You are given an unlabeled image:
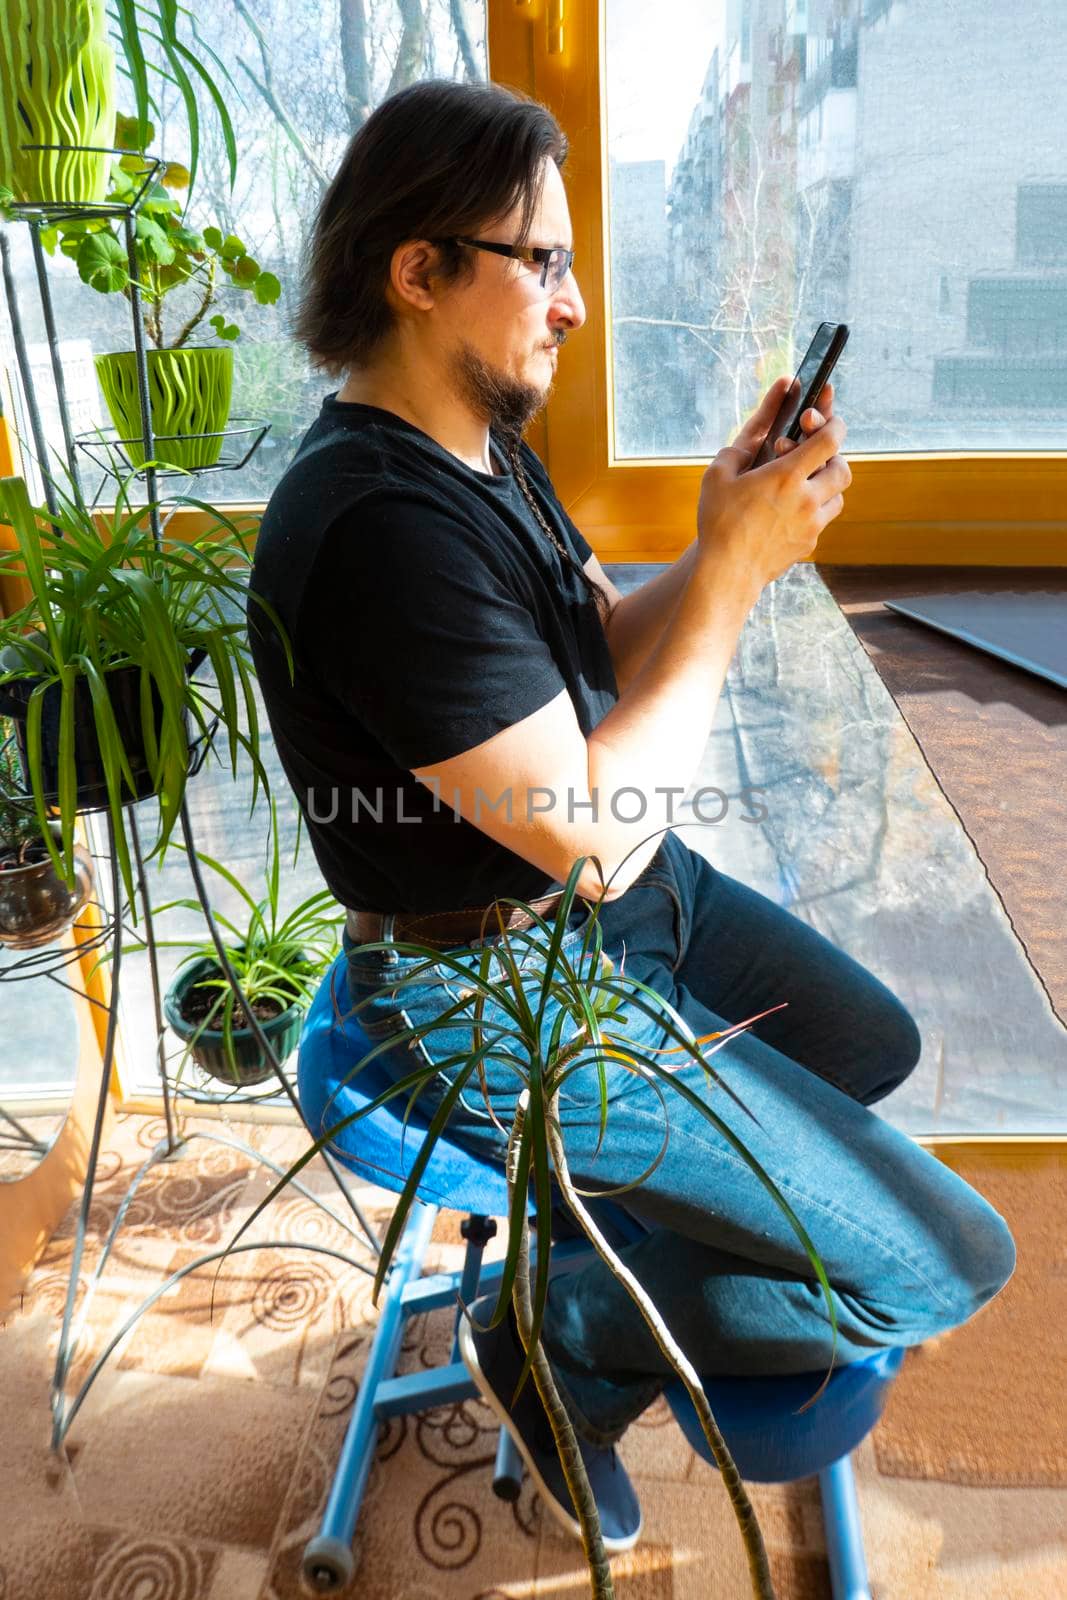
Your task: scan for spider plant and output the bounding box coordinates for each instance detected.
[0,469,291,909]
[113,0,241,197]
[137,805,343,1086]
[211,831,842,1600]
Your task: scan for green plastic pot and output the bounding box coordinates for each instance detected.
[0,0,115,205]
[94,347,234,471]
[164,956,305,1088]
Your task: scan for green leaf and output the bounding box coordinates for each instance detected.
[110,8,151,155]
[155,262,187,291]
[231,254,259,285]
[252,271,281,306]
[76,231,129,293]
[115,111,155,151]
[170,224,204,253]
[143,182,180,213]
[107,161,139,204]
[135,214,176,266]
[208,315,239,341]
[202,225,223,252]
[170,33,239,190]
[221,234,245,259]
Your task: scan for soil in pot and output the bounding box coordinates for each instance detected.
[172,968,304,1088]
[179,982,288,1035]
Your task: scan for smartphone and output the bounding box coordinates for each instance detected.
[752,322,849,468]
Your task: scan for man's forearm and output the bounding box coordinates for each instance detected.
[602,540,700,694]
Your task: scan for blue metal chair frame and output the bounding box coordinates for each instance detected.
[297,953,902,1597]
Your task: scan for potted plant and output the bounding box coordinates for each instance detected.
[0,470,291,907]
[0,2,237,209]
[0,0,114,207]
[0,726,93,949]
[40,127,281,472]
[152,812,344,1088]
[214,837,843,1599]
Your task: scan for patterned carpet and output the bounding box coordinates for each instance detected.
[2,1109,1065,1600]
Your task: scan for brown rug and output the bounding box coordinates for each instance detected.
[3,1109,1066,1599]
[818,565,1067,1023]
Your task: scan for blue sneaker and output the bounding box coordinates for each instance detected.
[458,1293,643,1553]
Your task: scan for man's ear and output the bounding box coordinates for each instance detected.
[389,240,441,310]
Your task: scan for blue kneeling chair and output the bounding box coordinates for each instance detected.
[297,952,902,1596]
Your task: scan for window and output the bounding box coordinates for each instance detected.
[0,2,488,507]
[605,0,1067,456]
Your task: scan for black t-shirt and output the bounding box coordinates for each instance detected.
[247,396,619,913]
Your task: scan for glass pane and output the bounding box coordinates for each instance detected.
[605,0,1067,457]
[0,936,80,1177]
[606,563,1067,1135]
[0,2,488,505]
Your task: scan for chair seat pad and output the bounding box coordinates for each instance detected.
[665,1345,906,1481]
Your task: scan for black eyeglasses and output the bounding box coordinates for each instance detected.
[448,236,576,293]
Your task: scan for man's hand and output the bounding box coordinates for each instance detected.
[772,379,836,458]
[729,375,837,469]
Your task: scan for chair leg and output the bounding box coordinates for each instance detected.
[303,1200,439,1594]
[818,1452,873,1600]
[493,1422,524,1501]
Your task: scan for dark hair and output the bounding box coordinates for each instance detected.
[294,78,568,375]
[295,78,611,627]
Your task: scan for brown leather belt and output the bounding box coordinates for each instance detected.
[345,892,566,951]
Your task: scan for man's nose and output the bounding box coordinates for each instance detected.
[551,269,586,332]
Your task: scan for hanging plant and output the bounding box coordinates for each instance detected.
[0,470,291,908]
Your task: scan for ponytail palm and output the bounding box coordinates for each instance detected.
[0,470,290,907]
[212,835,841,1599]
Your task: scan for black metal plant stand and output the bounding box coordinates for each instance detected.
[0,146,382,1452]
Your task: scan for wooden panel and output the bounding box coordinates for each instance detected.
[0,932,112,1313]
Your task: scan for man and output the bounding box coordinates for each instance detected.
[249,78,1015,1553]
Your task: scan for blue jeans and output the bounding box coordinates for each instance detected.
[343,830,1017,1446]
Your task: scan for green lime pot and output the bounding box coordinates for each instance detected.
[0,0,115,205]
[164,956,305,1088]
[94,347,234,471]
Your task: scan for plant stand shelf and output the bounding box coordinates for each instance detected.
[0,143,383,1453]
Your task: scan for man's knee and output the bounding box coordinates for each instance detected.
[861,996,923,1103]
[937,1202,1017,1329]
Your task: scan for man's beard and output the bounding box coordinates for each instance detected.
[450,340,553,442]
